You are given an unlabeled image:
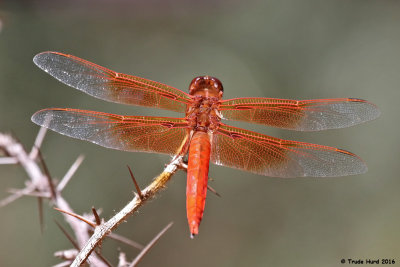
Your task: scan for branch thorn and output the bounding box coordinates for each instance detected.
[54,220,80,250]
[127,165,143,200]
[54,207,96,228]
[38,196,44,233]
[37,148,57,201]
[207,184,221,197]
[92,207,101,226]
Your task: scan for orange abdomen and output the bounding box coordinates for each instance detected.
[187,131,211,237]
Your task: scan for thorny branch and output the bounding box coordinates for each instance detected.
[0,129,180,266]
[0,130,107,266]
[71,155,182,266]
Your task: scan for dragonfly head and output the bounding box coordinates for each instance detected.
[189,76,223,98]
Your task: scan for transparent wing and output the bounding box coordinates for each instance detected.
[211,123,367,177]
[31,108,189,155]
[33,52,192,113]
[220,97,380,131]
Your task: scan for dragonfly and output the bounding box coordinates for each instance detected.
[31,52,380,237]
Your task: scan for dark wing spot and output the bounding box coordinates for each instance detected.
[229,132,243,139]
[161,122,175,128]
[234,105,253,110]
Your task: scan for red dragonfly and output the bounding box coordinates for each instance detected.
[31,52,380,237]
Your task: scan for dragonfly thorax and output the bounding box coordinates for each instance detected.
[186,95,221,133]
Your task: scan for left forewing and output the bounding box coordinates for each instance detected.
[32,108,189,155]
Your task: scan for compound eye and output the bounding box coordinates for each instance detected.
[210,77,223,92]
[189,76,223,95]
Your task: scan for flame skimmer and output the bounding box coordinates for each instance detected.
[31,52,380,237]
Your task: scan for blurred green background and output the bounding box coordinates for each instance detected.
[0,0,398,266]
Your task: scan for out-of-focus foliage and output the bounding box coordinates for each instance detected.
[0,1,397,266]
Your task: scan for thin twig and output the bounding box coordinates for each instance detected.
[129,222,173,267]
[57,155,84,192]
[0,157,18,164]
[108,233,144,250]
[0,183,35,207]
[0,190,25,206]
[7,188,51,198]
[29,125,48,159]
